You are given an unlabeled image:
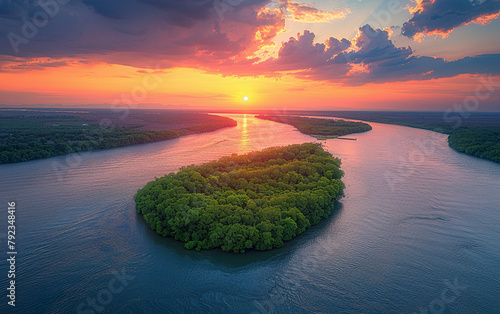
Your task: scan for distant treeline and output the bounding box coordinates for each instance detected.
[256,115,372,137]
[285,111,500,132]
[0,114,236,164]
[135,143,345,253]
[255,112,499,163]
[448,127,500,163]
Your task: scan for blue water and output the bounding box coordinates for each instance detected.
[0,114,499,313]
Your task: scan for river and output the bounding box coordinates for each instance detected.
[0,114,499,313]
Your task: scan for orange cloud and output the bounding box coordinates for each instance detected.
[253,7,286,46]
[280,0,349,23]
[468,12,500,25]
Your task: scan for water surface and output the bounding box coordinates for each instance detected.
[0,114,499,313]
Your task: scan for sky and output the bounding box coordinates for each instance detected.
[0,0,499,111]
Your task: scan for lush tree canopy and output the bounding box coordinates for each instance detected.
[135,143,345,253]
[448,127,500,163]
[256,115,372,138]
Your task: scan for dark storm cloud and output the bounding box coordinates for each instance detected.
[402,0,500,38]
[0,0,281,65]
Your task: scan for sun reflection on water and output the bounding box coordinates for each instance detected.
[240,114,250,151]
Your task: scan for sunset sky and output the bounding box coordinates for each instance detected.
[1,0,499,111]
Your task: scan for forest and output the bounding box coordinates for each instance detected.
[255,115,372,138]
[448,127,500,163]
[0,111,237,164]
[135,143,345,253]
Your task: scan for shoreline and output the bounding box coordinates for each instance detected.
[0,111,237,165]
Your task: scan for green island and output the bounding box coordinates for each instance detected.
[255,115,372,139]
[135,143,345,253]
[0,110,236,164]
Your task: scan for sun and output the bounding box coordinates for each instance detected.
[243,96,249,102]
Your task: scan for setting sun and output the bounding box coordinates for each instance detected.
[243,96,249,102]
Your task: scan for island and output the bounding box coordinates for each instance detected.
[135,143,345,253]
[255,115,372,139]
[0,109,237,164]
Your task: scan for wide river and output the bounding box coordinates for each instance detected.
[0,114,499,313]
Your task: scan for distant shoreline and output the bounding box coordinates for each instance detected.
[0,110,237,164]
[253,111,499,164]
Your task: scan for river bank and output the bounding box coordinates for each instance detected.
[0,109,237,164]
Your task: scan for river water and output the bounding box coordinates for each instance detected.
[0,114,499,313]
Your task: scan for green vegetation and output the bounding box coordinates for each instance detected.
[448,127,500,163]
[135,143,345,253]
[0,111,236,164]
[256,115,372,138]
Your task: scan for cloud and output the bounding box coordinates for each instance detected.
[402,0,500,40]
[1,2,498,86]
[0,0,283,68]
[270,30,350,69]
[0,56,83,72]
[155,93,232,100]
[254,25,500,85]
[279,0,349,23]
